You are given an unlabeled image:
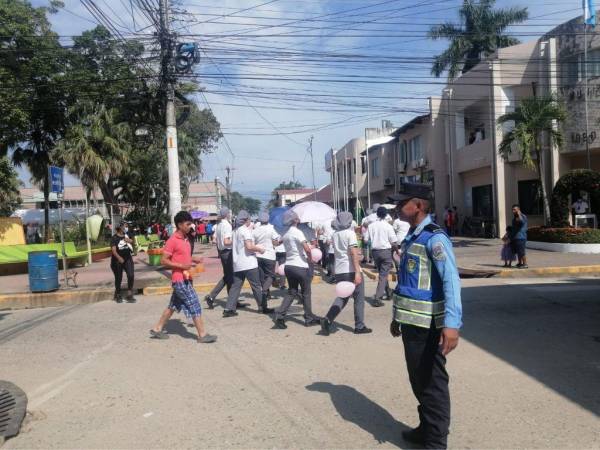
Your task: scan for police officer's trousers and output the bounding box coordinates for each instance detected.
[371,248,393,299]
[257,257,276,294]
[209,249,234,299]
[325,272,365,329]
[275,265,317,321]
[225,267,263,311]
[401,323,450,449]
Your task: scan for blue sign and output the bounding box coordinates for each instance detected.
[49,166,64,194]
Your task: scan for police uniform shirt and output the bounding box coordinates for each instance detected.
[253,223,280,261]
[215,219,233,251]
[232,225,258,272]
[402,215,462,329]
[367,219,398,250]
[332,228,358,274]
[283,226,309,268]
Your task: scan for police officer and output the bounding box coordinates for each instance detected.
[205,208,233,309]
[366,206,399,307]
[388,183,462,450]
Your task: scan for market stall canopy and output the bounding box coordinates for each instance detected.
[11,208,87,225]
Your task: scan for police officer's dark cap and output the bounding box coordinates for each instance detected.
[388,183,433,203]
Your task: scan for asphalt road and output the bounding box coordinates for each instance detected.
[1,277,599,449]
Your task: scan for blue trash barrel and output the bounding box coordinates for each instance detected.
[28,251,59,292]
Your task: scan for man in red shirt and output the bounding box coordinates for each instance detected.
[150,211,217,344]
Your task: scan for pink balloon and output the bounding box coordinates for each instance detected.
[276,264,286,276]
[311,248,323,263]
[335,281,355,298]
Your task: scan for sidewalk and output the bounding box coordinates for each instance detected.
[0,243,225,309]
[453,237,600,277]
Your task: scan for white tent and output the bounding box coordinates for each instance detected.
[11,208,87,225]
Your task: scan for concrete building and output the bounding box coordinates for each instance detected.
[325,14,600,235]
[184,181,226,214]
[274,188,316,207]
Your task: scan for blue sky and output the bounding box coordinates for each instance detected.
[27,0,582,204]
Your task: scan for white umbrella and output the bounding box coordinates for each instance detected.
[291,201,336,223]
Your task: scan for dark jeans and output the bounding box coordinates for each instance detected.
[401,323,450,449]
[275,265,316,321]
[318,240,328,268]
[257,257,276,293]
[225,267,263,311]
[111,257,134,293]
[325,272,365,329]
[511,239,526,259]
[209,249,234,299]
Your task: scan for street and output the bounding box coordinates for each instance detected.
[2,277,599,449]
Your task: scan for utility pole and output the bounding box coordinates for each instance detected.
[215,177,221,210]
[308,135,316,200]
[159,0,182,223]
[292,165,295,183]
[225,166,232,208]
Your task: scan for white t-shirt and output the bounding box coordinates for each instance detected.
[333,228,358,274]
[283,226,309,268]
[232,225,258,272]
[572,200,589,214]
[367,219,398,250]
[215,219,232,251]
[393,218,410,244]
[253,223,280,261]
[298,223,317,244]
[275,242,285,253]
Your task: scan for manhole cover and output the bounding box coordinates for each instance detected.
[0,381,27,442]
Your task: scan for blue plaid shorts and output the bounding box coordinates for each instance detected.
[169,281,202,318]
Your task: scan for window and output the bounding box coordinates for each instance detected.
[371,157,380,178]
[399,141,407,164]
[518,180,543,215]
[361,155,366,173]
[408,136,422,161]
[472,185,493,217]
[352,158,356,174]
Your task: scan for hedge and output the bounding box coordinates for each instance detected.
[528,226,600,244]
[550,169,600,227]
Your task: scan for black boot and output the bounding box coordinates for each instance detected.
[401,426,425,445]
[260,295,274,314]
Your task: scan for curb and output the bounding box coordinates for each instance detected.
[362,268,396,282]
[0,277,324,310]
[495,265,600,278]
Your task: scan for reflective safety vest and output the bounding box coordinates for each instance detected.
[394,223,445,329]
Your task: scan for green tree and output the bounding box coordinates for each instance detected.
[228,192,261,215]
[0,0,69,241]
[0,156,22,216]
[497,95,566,224]
[53,103,131,212]
[267,181,305,209]
[428,0,528,79]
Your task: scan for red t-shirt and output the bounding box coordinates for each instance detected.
[162,231,192,283]
[197,222,206,234]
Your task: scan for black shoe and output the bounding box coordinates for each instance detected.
[273,318,287,329]
[222,310,238,318]
[519,264,529,269]
[260,306,275,314]
[125,295,137,303]
[516,263,523,268]
[372,299,384,307]
[401,427,425,445]
[354,326,373,334]
[205,295,214,309]
[304,317,320,327]
[237,302,249,308]
[320,318,331,336]
[114,293,123,304]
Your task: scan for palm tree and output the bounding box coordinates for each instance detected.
[497,95,567,224]
[53,103,131,212]
[429,0,528,79]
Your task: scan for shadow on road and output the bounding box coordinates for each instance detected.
[165,319,198,340]
[306,382,410,448]
[461,278,600,416]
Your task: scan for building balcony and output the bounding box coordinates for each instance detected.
[454,138,492,173]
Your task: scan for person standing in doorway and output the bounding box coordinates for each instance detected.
[389,183,462,449]
[273,210,320,329]
[366,206,399,307]
[320,212,372,335]
[253,211,280,306]
[149,211,217,344]
[205,208,233,309]
[510,204,528,269]
[222,210,273,317]
[110,224,136,303]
